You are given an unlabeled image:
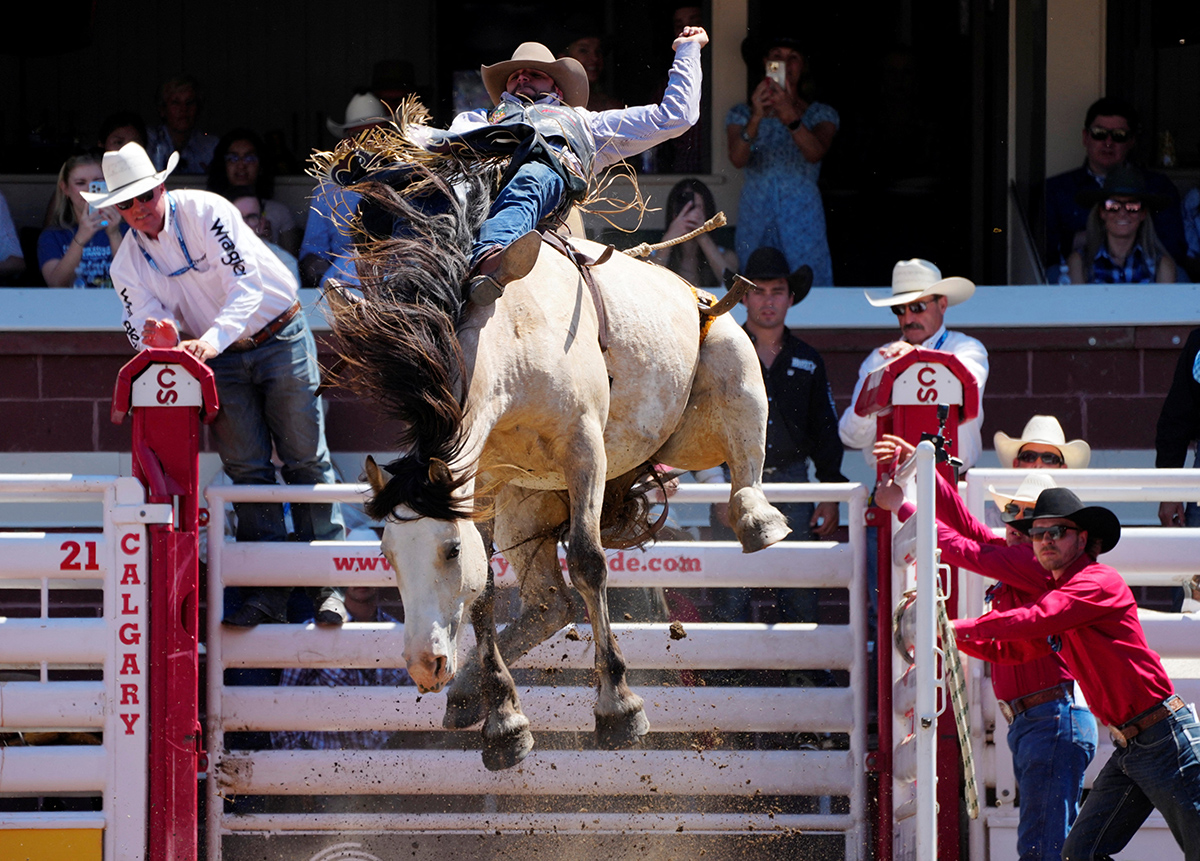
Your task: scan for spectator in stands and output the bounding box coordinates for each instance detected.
[703,247,843,626]
[1044,97,1184,279]
[727,35,838,284]
[370,59,421,112]
[98,111,147,153]
[299,92,390,289]
[995,415,1091,470]
[653,178,737,288]
[641,5,706,174]
[224,186,300,283]
[271,587,413,751]
[207,129,301,256]
[1156,327,1200,530]
[85,142,345,626]
[556,21,623,112]
[1067,165,1177,284]
[0,192,24,283]
[1182,189,1200,282]
[146,75,217,175]
[38,153,126,289]
[839,259,989,469]
[877,439,1097,861]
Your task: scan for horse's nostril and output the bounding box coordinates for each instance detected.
[434,655,447,680]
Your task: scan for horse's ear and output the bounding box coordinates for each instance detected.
[428,458,453,486]
[364,456,388,494]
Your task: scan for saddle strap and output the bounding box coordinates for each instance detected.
[540,230,611,353]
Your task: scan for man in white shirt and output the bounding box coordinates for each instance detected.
[838,258,989,469]
[85,142,345,627]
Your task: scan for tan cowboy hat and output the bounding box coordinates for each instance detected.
[864,258,975,308]
[80,142,177,208]
[994,415,1091,469]
[988,472,1058,522]
[327,92,390,136]
[481,42,589,108]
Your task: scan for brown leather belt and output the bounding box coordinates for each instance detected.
[226,300,302,353]
[997,682,1074,725]
[1108,695,1187,747]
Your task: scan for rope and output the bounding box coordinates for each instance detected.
[624,212,727,259]
[936,577,980,820]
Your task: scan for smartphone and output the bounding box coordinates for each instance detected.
[88,180,107,217]
[766,60,786,89]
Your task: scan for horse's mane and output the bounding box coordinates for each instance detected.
[314,100,503,521]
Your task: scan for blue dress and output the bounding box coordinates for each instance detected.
[727,101,839,285]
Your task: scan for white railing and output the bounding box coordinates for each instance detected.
[0,475,152,861]
[204,481,870,860]
[963,467,1200,861]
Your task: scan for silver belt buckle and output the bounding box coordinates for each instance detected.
[998,700,1015,724]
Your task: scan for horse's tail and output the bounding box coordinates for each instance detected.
[322,146,494,521]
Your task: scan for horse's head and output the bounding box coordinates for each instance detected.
[366,456,487,693]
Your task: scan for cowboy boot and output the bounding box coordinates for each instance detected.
[467,230,542,305]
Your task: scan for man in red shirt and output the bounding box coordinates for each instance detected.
[940,487,1200,860]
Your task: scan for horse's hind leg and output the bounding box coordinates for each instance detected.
[462,517,534,771]
[655,314,790,552]
[563,429,649,749]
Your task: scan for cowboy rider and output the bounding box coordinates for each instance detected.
[446,25,709,304]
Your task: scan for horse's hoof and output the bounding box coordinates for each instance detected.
[443,696,487,730]
[482,728,534,771]
[595,706,650,750]
[738,512,791,553]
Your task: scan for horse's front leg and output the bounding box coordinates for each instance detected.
[463,520,533,771]
[564,438,649,749]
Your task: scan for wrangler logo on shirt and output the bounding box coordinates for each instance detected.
[210,218,247,276]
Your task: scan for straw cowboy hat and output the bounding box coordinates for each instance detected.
[994,415,1091,470]
[864,258,975,308]
[481,42,589,108]
[80,142,177,209]
[742,246,814,305]
[1076,164,1173,211]
[988,472,1058,523]
[1010,487,1121,554]
[326,92,390,136]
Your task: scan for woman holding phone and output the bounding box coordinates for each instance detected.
[656,178,738,288]
[38,153,126,288]
[727,36,838,285]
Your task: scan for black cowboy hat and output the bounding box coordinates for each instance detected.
[739,246,813,304]
[1076,164,1173,211]
[1010,487,1122,554]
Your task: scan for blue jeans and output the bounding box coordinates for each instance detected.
[1007,696,1097,860]
[1063,700,1200,860]
[470,160,565,265]
[710,460,818,624]
[208,314,344,547]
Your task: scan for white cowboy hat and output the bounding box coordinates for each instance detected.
[327,92,390,136]
[988,472,1059,522]
[80,142,178,208]
[864,258,975,308]
[994,415,1091,469]
[481,42,589,108]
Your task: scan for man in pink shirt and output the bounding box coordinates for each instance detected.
[941,487,1200,860]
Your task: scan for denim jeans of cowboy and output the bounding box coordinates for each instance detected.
[209,315,345,618]
[1063,703,1200,860]
[1007,696,1097,860]
[470,160,565,266]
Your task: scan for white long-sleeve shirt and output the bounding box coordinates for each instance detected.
[447,41,702,174]
[110,189,299,354]
[838,326,989,469]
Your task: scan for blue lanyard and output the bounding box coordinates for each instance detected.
[931,330,949,351]
[133,194,200,277]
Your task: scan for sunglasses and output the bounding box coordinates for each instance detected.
[890,300,931,316]
[1029,524,1079,542]
[1002,502,1036,518]
[1017,450,1065,466]
[115,189,157,211]
[1102,199,1144,215]
[1087,126,1132,143]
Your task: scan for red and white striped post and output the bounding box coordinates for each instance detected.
[112,349,219,861]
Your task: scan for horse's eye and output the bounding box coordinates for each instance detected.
[445,541,460,560]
